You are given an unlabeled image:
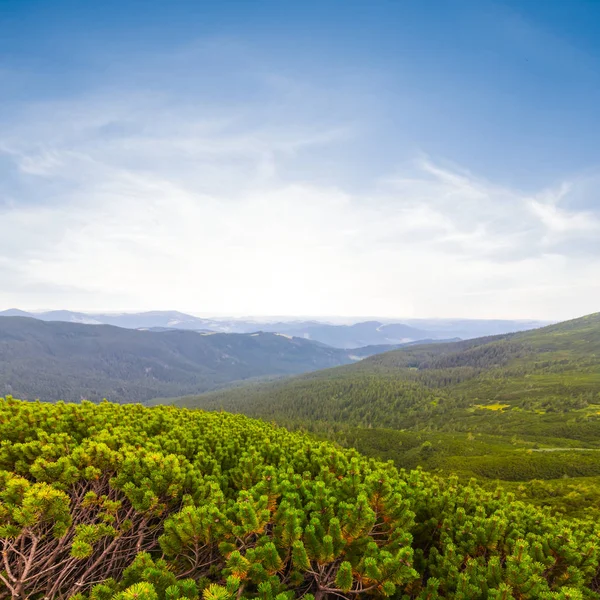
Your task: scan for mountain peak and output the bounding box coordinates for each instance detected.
[0,308,31,317]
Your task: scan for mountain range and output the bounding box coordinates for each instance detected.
[0,316,422,403]
[0,308,548,349]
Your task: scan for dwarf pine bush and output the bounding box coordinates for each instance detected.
[0,398,598,599]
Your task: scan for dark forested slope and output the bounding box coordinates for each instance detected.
[0,317,362,403]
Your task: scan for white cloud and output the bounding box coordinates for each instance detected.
[0,70,599,321]
[527,197,600,235]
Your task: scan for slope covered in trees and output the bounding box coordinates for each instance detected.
[1,398,599,599]
[172,314,600,484]
[0,317,368,403]
[174,313,600,431]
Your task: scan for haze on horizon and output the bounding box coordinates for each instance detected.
[1,0,599,321]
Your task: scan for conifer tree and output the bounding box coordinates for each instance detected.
[0,398,598,599]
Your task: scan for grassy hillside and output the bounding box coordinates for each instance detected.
[0,317,361,403]
[1,398,598,599]
[173,313,600,485]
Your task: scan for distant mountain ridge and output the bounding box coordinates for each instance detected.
[273,320,431,349]
[0,309,210,329]
[0,309,549,348]
[0,316,433,404]
[0,317,351,403]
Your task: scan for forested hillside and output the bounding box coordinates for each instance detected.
[173,314,600,487]
[1,398,598,599]
[0,317,362,403]
[175,313,600,430]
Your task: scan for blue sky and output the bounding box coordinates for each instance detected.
[1,0,599,319]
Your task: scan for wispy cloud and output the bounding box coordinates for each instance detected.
[0,47,599,320]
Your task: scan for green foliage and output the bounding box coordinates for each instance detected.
[0,398,599,599]
[173,313,600,500]
[114,582,159,600]
[335,562,353,592]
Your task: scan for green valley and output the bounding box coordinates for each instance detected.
[171,313,600,507]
